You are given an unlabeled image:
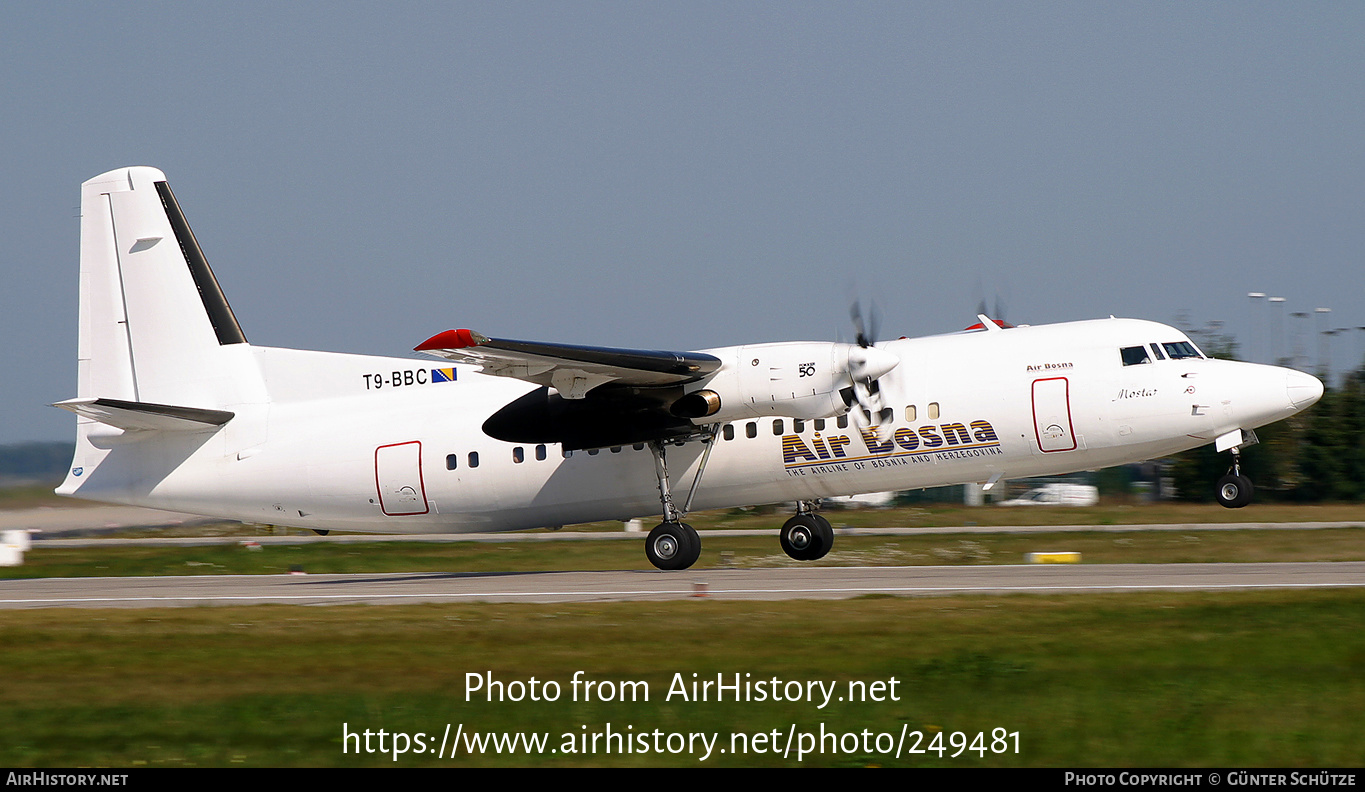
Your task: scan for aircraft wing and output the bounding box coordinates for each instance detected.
[415,329,722,398]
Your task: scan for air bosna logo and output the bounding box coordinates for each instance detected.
[782,420,1001,468]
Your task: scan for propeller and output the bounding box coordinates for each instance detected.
[851,300,879,350]
[844,300,899,430]
[966,290,1014,331]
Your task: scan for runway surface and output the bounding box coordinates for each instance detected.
[2,562,1362,608]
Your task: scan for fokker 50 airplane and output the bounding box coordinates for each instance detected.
[57,167,1324,569]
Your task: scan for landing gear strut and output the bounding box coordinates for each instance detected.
[780,501,834,561]
[642,434,717,570]
[1215,447,1254,509]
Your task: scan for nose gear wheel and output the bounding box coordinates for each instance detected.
[1215,446,1254,509]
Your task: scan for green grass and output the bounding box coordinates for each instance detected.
[702,500,1365,529]
[7,526,1365,579]
[2,591,1364,766]
[9,489,1365,528]
[6,500,1365,767]
[0,484,85,510]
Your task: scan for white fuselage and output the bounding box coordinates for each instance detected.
[60,317,1316,534]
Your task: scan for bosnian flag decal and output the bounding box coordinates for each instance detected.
[432,368,457,383]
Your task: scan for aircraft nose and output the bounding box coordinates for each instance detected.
[1286,369,1324,409]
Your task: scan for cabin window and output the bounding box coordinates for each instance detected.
[905,405,917,422]
[773,419,784,435]
[588,448,600,456]
[610,446,622,453]
[446,454,458,470]
[468,451,479,468]
[562,448,573,458]
[633,443,644,451]
[793,419,804,433]
[513,447,524,463]
[1121,346,1152,366]
[814,419,825,431]
[723,424,735,441]
[746,422,758,439]
[535,444,547,461]
[928,402,940,420]
[837,415,849,429]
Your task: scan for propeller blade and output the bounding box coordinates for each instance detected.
[850,299,882,348]
[850,302,869,348]
[845,300,896,432]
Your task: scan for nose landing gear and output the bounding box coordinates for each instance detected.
[1215,445,1255,509]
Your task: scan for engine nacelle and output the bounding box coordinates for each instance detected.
[673,342,862,424]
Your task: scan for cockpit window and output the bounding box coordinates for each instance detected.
[1150,343,1166,360]
[1162,341,1203,360]
[1121,346,1152,366]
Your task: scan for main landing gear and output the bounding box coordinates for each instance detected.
[641,437,836,569]
[780,502,834,561]
[645,520,700,570]
[1215,446,1254,509]
[644,439,706,570]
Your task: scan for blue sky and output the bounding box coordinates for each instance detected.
[4,2,1363,443]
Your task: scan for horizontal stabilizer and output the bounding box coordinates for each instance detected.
[54,397,234,432]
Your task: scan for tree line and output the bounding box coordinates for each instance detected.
[0,441,76,485]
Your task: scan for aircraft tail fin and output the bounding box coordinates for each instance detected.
[58,167,268,496]
[73,167,259,404]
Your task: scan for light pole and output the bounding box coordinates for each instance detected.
[1269,297,1286,365]
[1322,328,1345,388]
[1315,307,1332,379]
[1336,328,1353,381]
[1291,311,1310,371]
[1247,292,1266,363]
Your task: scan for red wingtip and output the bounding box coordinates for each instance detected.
[415,328,480,351]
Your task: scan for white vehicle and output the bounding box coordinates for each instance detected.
[998,483,1099,507]
[56,167,1324,569]
[825,491,899,509]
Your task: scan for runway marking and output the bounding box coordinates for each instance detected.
[4,581,1363,607]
